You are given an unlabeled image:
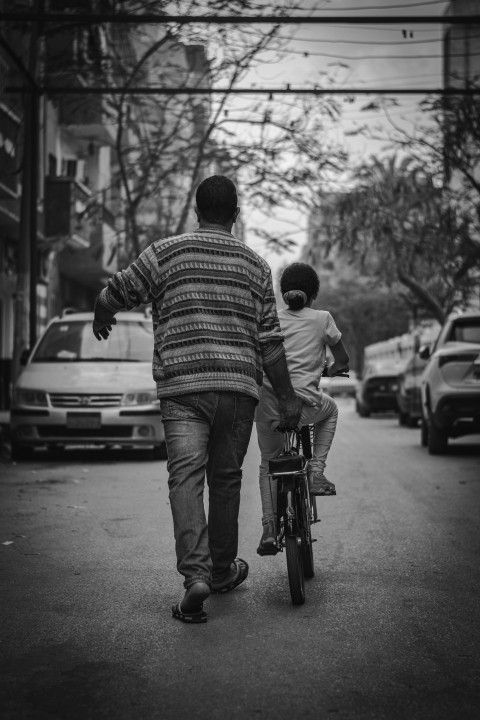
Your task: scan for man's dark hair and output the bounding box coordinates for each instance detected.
[280,263,320,310]
[196,175,238,224]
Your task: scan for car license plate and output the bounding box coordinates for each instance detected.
[66,412,101,429]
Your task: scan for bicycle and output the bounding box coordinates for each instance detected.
[267,371,349,606]
[267,424,317,605]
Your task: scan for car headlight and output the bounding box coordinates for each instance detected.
[121,390,158,406]
[13,388,48,407]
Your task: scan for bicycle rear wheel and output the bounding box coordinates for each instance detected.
[300,483,315,579]
[285,535,305,605]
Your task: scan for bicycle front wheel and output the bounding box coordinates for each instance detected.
[302,528,314,579]
[285,535,305,605]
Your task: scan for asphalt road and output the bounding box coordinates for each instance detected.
[1,398,480,720]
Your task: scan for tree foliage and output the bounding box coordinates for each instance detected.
[315,278,411,372]
[326,86,480,323]
[29,0,350,259]
[92,0,348,257]
[319,152,480,324]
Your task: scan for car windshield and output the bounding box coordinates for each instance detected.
[450,319,480,344]
[32,320,153,362]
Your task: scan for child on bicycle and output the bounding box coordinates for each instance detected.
[256,262,349,555]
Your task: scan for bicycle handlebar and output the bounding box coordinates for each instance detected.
[322,366,350,378]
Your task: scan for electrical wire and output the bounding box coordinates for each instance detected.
[301,1,449,11]
[227,40,478,61]
[274,35,445,45]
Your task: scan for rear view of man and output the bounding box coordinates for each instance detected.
[93,175,302,623]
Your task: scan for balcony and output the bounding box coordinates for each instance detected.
[57,91,116,146]
[44,23,116,145]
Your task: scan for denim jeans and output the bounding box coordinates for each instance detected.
[160,392,257,589]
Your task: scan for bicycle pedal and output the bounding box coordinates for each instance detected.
[312,538,317,543]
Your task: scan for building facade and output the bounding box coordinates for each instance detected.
[0,2,211,409]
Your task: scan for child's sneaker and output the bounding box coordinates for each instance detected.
[256,519,278,555]
[308,469,336,496]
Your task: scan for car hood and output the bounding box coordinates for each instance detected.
[16,362,155,393]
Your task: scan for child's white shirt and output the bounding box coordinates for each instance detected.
[257,307,341,422]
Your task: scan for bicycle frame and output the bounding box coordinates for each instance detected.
[268,430,314,545]
[268,429,316,605]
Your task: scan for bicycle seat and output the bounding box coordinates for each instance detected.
[269,454,306,474]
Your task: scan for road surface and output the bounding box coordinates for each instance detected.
[1,398,480,719]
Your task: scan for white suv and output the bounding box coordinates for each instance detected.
[10,311,166,461]
[419,311,480,454]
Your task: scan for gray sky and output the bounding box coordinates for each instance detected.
[238,0,451,272]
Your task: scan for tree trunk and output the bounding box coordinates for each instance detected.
[397,270,446,324]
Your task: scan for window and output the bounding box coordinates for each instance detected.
[33,320,153,362]
[451,320,480,344]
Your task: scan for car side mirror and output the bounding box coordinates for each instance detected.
[20,348,31,366]
[418,345,430,360]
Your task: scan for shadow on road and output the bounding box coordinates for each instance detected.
[9,446,163,465]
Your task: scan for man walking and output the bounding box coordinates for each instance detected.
[93,175,302,623]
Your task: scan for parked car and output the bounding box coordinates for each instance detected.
[322,370,358,398]
[419,311,480,455]
[10,311,166,461]
[355,360,405,417]
[396,354,427,427]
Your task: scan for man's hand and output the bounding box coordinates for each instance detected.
[93,317,116,341]
[93,297,117,341]
[278,392,303,430]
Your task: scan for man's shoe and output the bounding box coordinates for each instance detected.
[211,558,249,593]
[172,581,210,624]
[256,520,278,556]
[308,470,336,496]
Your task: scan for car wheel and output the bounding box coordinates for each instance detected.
[10,442,34,462]
[420,417,428,447]
[399,411,408,426]
[152,442,168,460]
[406,416,418,428]
[428,422,448,455]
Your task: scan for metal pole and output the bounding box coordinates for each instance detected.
[6,85,480,96]
[28,0,44,349]
[0,12,479,25]
[29,88,39,349]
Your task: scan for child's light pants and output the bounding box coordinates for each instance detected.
[256,393,338,524]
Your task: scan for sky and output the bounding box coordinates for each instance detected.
[226,0,452,277]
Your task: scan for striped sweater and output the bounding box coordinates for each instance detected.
[98,227,285,400]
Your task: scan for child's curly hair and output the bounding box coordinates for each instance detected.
[280,263,320,310]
